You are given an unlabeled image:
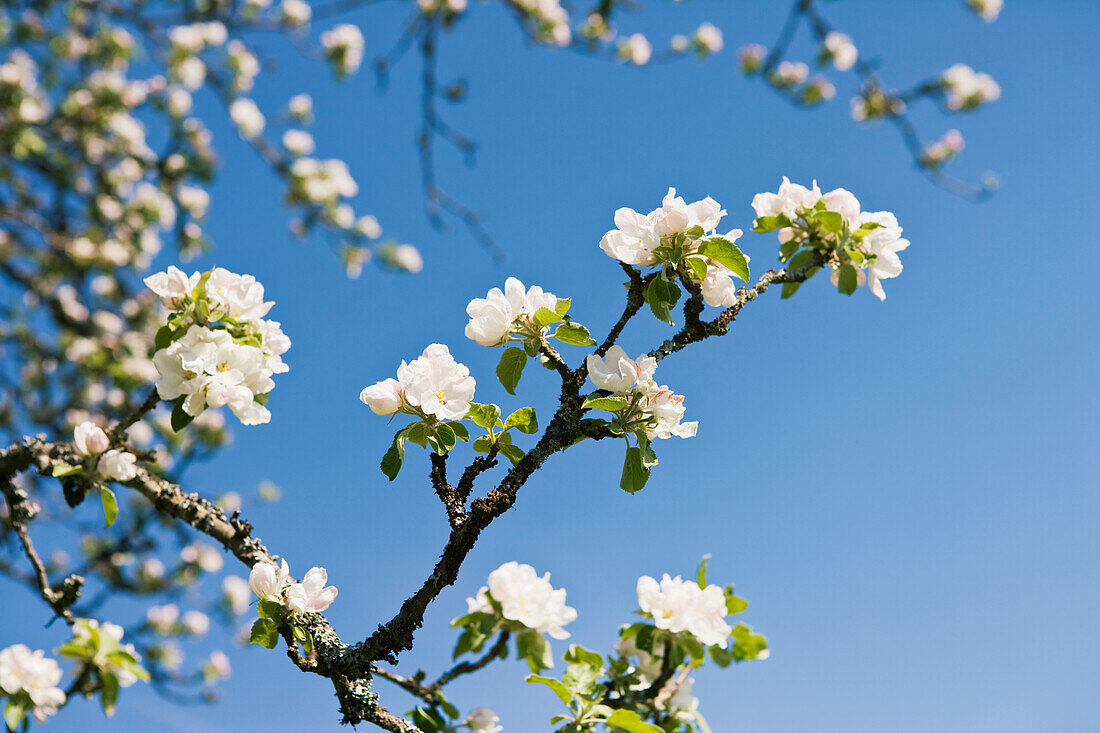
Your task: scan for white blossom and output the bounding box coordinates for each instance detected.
[636,573,732,647]
[321,24,365,76]
[146,604,179,634]
[205,651,232,679]
[280,0,312,25]
[97,449,137,481]
[465,708,502,733]
[751,176,822,222]
[858,211,910,301]
[229,98,265,138]
[182,610,210,635]
[967,0,1003,22]
[694,23,723,54]
[285,566,339,613]
[0,645,66,723]
[222,575,251,615]
[249,559,290,601]
[941,63,1001,111]
[468,561,577,639]
[824,31,858,71]
[620,34,652,66]
[74,421,109,455]
[282,129,315,156]
[370,343,475,421]
[464,277,559,347]
[586,346,656,393]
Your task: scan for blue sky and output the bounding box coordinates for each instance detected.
[7,1,1098,731]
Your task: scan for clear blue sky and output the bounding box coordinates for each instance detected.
[7,1,1098,731]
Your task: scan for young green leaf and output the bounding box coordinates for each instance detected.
[605,709,664,733]
[554,322,597,346]
[170,398,194,432]
[752,214,791,233]
[533,307,564,328]
[496,347,527,395]
[381,430,406,481]
[582,395,629,413]
[100,487,118,529]
[249,618,278,649]
[837,263,859,295]
[503,407,538,434]
[620,446,651,493]
[525,674,573,706]
[464,402,502,431]
[52,462,83,477]
[699,236,751,282]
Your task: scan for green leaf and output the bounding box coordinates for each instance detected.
[644,275,681,325]
[620,446,651,494]
[554,297,571,316]
[499,443,525,466]
[405,421,428,447]
[496,347,527,395]
[787,249,817,274]
[464,402,502,431]
[696,554,711,589]
[448,421,470,442]
[472,435,492,454]
[779,240,800,262]
[100,487,118,529]
[725,587,749,615]
[435,691,460,720]
[582,395,629,413]
[814,209,844,234]
[170,398,194,432]
[563,644,604,668]
[683,256,709,281]
[52,462,83,477]
[780,281,803,299]
[699,237,751,282]
[517,629,553,672]
[562,662,601,697]
[730,622,769,662]
[526,674,573,706]
[426,423,456,455]
[837,263,859,295]
[381,430,406,481]
[154,325,175,351]
[634,625,658,653]
[533,307,564,328]
[4,700,27,732]
[752,214,791,233]
[257,599,285,622]
[554,322,597,346]
[503,407,537,434]
[408,706,445,732]
[293,625,313,654]
[100,672,120,716]
[249,618,278,649]
[605,709,664,733]
[709,643,736,668]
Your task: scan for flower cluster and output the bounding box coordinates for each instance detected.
[146,267,290,426]
[57,619,148,715]
[599,187,749,312]
[941,63,1001,111]
[0,645,66,724]
[618,34,653,66]
[419,0,468,16]
[850,85,906,121]
[920,129,966,168]
[586,347,697,440]
[738,44,767,74]
[464,707,503,733]
[465,277,560,347]
[466,561,577,639]
[360,344,476,422]
[508,0,572,47]
[321,24,365,77]
[249,559,339,615]
[822,31,858,71]
[636,574,732,647]
[752,177,910,300]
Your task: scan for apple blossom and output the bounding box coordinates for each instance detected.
[587,346,656,394]
[823,31,858,71]
[97,449,137,481]
[637,573,732,647]
[694,23,724,54]
[0,645,66,723]
[362,343,476,422]
[229,98,265,138]
[321,24,365,76]
[74,421,110,455]
[967,0,1003,22]
[286,566,339,614]
[465,708,503,733]
[222,576,252,615]
[249,559,291,601]
[360,378,403,416]
[620,34,652,66]
[183,610,211,635]
[468,561,577,639]
[146,604,180,634]
[465,277,559,347]
[941,63,1001,111]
